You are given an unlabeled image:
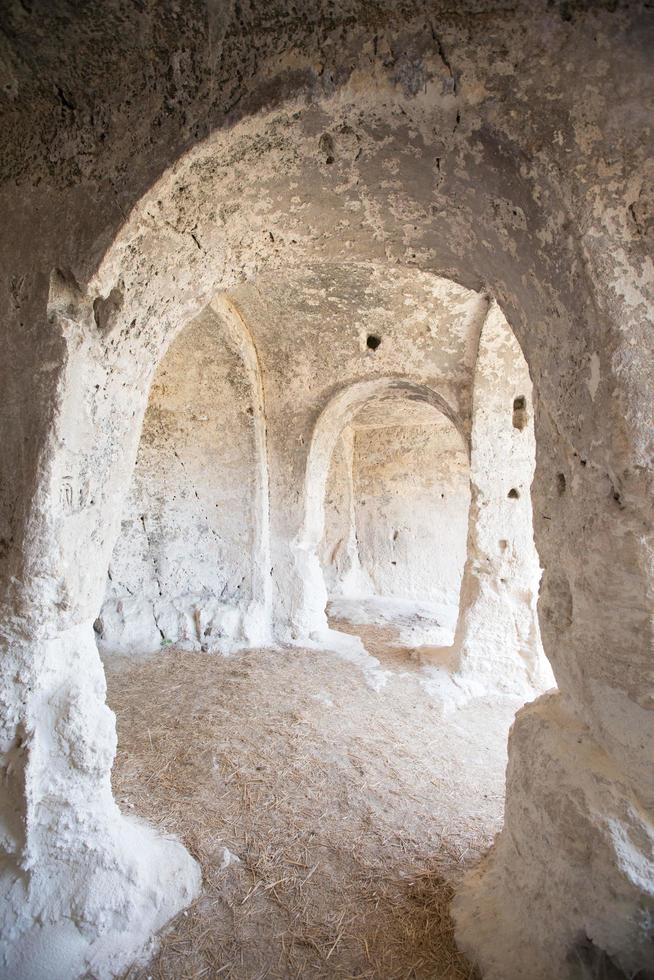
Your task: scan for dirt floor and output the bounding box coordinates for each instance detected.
[105,617,522,980]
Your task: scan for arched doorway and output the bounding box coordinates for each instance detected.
[322,395,470,646]
[3,31,651,978]
[96,298,272,657]
[291,378,467,647]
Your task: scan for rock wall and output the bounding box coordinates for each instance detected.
[97,305,261,655]
[1,4,652,977]
[352,418,469,612]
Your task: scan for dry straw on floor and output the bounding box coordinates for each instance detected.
[107,627,516,979]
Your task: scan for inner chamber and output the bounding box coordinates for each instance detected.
[321,396,470,646]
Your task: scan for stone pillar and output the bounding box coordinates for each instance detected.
[211,298,273,647]
[453,291,654,976]
[447,302,554,699]
[323,426,374,600]
[0,299,200,979]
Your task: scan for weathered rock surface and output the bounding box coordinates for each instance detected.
[0,1,652,977]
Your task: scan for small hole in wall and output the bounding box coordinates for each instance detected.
[366,334,381,350]
[499,539,508,551]
[512,395,527,431]
[557,473,566,495]
[508,488,520,499]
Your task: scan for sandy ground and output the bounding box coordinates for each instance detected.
[105,616,522,980]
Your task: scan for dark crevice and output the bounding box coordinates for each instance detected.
[430,26,458,95]
[55,85,75,111]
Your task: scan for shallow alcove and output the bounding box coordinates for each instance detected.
[97,300,271,656]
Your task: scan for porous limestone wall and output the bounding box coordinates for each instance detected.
[97,305,262,655]
[444,301,555,699]
[1,5,652,977]
[351,419,469,612]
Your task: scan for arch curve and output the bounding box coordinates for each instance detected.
[2,18,653,977]
[291,376,466,641]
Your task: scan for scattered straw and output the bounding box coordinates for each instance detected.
[108,621,518,979]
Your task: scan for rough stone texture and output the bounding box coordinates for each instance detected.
[98,303,267,655]
[441,302,555,698]
[322,403,470,629]
[454,691,654,979]
[0,2,652,977]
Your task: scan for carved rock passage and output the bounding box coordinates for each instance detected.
[0,3,653,978]
[323,405,470,626]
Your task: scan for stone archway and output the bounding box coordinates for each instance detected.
[1,29,652,978]
[96,295,272,657]
[321,396,471,640]
[291,376,467,647]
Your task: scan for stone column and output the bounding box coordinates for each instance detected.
[211,297,273,647]
[0,294,200,979]
[324,426,374,600]
[453,288,654,976]
[446,302,555,699]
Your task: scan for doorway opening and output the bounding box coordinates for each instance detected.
[321,394,470,654]
[96,298,271,658]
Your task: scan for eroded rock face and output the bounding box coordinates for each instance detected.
[0,2,652,977]
[454,691,654,979]
[98,304,267,655]
[442,301,555,698]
